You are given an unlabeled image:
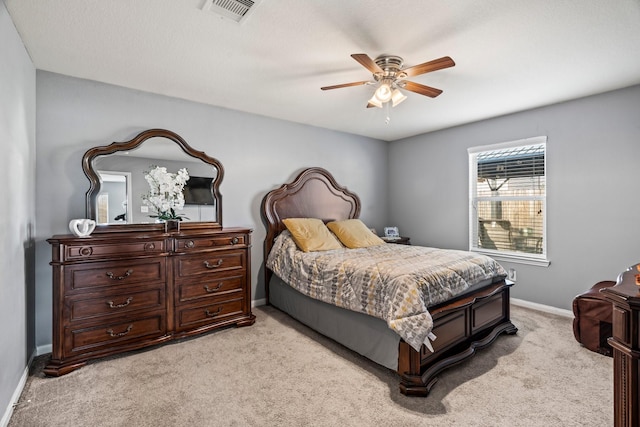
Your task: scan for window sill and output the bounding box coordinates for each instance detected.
[472,249,550,267]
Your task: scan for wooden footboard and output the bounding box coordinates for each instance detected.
[397,280,517,396]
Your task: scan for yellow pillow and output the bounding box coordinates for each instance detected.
[327,219,385,249]
[282,218,343,252]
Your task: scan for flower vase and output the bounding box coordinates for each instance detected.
[164,219,180,233]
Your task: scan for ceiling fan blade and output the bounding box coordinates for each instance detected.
[321,81,372,90]
[402,56,455,77]
[403,81,443,98]
[351,54,383,74]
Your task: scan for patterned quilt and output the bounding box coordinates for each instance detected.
[266,231,506,352]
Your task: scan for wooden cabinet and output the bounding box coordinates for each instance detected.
[44,227,255,376]
[601,264,640,427]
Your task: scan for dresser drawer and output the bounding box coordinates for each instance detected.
[66,258,166,293]
[68,313,166,354]
[67,286,165,322]
[177,274,244,304]
[174,233,247,252]
[176,298,244,330]
[174,250,245,278]
[64,240,165,261]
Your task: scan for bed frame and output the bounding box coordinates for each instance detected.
[262,167,518,396]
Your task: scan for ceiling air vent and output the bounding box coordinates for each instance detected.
[202,0,261,24]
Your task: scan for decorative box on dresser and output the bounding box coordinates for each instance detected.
[44,227,255,376]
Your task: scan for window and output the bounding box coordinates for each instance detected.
[468,136,548,266]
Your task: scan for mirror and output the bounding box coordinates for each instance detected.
[83,129,223,231]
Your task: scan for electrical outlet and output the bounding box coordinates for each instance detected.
[507,268,517,281]
[141,206,149,213]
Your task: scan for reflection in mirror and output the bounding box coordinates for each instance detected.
[83,129,224,231]
[92,145,216,224]
[96,171,132,224]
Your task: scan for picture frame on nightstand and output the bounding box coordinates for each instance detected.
[384,227,400,239]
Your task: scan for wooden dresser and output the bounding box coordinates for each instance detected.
[44,227,255,376]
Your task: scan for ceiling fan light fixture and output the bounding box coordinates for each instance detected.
[391,89,407,107]
[367,95,383,108]
[374,82,392,102]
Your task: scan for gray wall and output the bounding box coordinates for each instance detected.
[389,84,640,310]
[0,0,36,421]
[34,71,388,350]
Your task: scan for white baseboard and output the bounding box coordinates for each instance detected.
[1,350,36,427]
[252,298,267,307]
[37,344,52,356]
[511,298,573,318]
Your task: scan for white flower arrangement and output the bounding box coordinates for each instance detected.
[142,165,190,221]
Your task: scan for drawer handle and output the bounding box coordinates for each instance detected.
[105,270,133,280]
[106,324,133,338]
[185,240,195,248]
[80,247,93,256]
[204,283,224,293]
[205,307,223,318]
[144,242,156,251]
[204,259,223,269]
[107,297,133,309]
[230,237,239,245]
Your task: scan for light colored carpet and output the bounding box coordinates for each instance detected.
[9,305,612,427]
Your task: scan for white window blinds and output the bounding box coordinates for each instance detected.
[469,137,547,263]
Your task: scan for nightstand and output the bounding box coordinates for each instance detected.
[381,236,411,245]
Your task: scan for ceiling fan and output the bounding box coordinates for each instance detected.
[321,53,455,109]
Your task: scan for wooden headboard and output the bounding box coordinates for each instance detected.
[261,167,361,300]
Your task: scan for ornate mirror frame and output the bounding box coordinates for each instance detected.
[82,128,224,232]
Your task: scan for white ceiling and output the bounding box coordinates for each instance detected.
[6,0,640,141]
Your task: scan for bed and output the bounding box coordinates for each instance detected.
[262,167,517,396]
